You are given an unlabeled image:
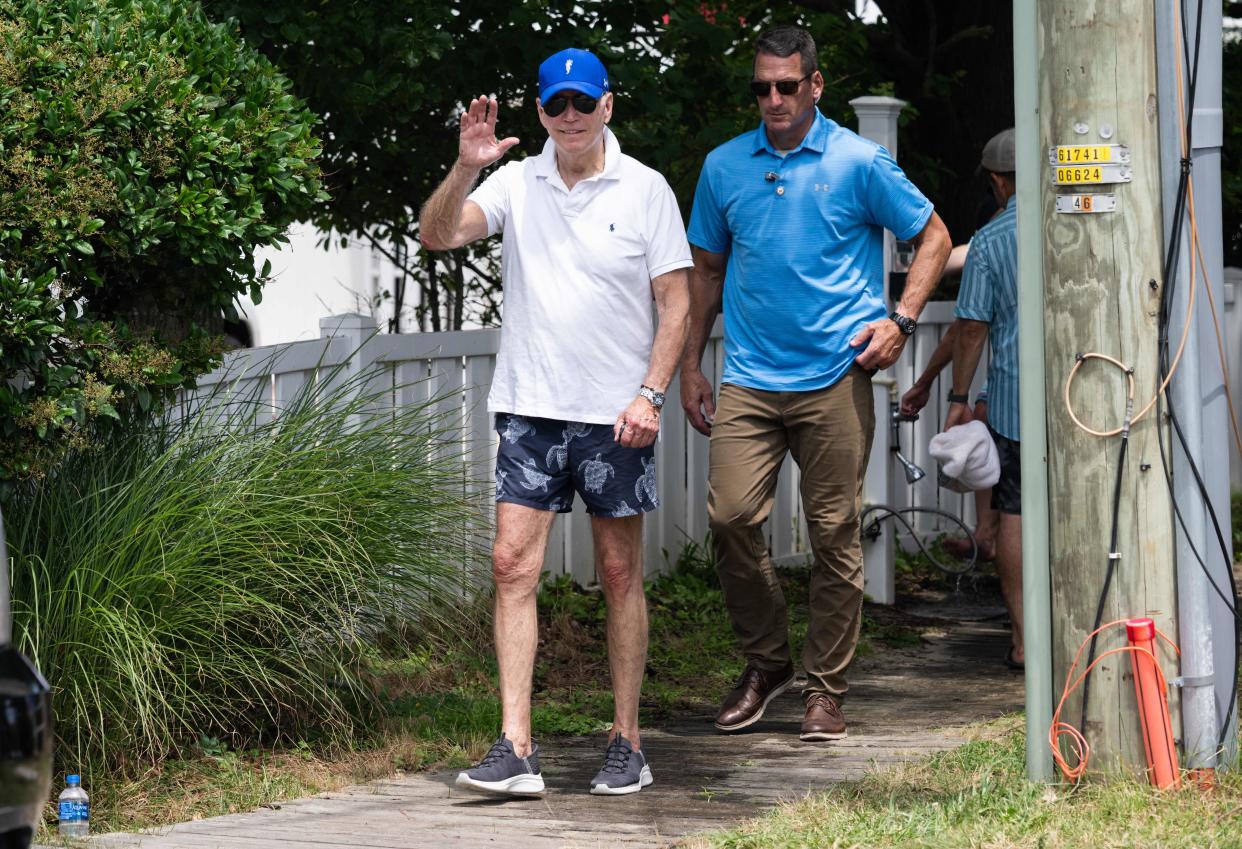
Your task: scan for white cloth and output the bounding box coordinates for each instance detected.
[468,127,693,424]
[928,420,1000,493]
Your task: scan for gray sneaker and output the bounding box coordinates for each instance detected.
[588,735,653,796]
[454,734,545,796]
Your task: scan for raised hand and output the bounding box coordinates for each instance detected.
[458,95,519,170]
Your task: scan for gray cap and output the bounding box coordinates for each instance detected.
[979,127,1016,174]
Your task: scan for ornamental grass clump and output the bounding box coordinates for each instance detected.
[4,361,487,770]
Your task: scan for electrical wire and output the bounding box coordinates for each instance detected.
[1161,0,1240,756]
[1057,0,1240,768]
[1187,176,1242,461]
[1078,388,1133,737]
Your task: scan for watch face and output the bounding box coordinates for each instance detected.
[890,312,916,335]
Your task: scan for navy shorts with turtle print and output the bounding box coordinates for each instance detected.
[494,413,659,518]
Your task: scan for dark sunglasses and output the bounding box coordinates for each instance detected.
[749,73,813,98]
[543,93,599,117]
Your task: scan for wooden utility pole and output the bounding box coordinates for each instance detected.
[1038,1,1179,774]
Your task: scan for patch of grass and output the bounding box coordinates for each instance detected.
[51,730,470,836]
[893,533,983,592]
[681,715,1242,849]
[10,360,489,825]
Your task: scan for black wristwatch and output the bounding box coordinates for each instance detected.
[889,311,917,336]
[947,392,970,404]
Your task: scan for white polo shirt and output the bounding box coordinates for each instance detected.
[468,127,692,424]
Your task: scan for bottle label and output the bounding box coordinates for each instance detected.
[59,800,89,822]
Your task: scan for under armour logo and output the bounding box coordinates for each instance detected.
[565,59,573,74]
[609,223,615,232]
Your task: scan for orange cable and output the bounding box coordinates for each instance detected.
[1049,619,1181,783]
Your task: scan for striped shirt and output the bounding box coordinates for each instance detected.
[955,196,1019,441]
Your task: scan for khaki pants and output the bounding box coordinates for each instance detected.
[707,367,875,700]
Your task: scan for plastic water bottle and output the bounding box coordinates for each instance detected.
[57,774,89,838]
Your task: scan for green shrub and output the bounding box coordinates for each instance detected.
[4,363,486,770]
[0,0,324,482]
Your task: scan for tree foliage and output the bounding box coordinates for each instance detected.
[0,0,323,483]
[204,1,892,330]
[204,1,1027,330]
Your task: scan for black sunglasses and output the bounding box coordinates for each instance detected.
[543,93,599,117]
[749,73,813,98]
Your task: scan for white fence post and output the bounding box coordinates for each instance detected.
[318,312,378,371]
[863,379,896,604]
[318,313,385,426]
[852,95,908,604]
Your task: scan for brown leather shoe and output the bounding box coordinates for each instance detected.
[714,664,795,732]
[800,693,847,741]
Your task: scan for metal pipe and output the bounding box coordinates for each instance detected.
[1155,0,1234,770]
[1013,0,1054,782]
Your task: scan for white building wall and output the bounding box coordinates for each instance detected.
[239,223,413,346]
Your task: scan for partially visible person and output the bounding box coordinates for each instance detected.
[419,47,692,795]
[900,175,1010,561]
[900,327,996,563]
[681,24,952,742]
[940,127,1023,669]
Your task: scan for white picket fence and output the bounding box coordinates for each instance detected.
[189,307,987,601]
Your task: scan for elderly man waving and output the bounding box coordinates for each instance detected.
[420,48,691,797]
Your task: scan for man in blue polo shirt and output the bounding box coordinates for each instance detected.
[681,24,951,742]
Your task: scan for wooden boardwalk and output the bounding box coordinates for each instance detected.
[86,603,1023,849]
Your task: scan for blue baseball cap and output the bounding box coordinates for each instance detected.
[538,48,610,104]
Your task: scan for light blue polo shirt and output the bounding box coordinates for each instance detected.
[687,111,933,392]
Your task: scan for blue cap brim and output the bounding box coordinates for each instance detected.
[540,81,605,104]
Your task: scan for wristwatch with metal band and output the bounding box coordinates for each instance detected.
[638,385,665,409]
[889,311,917,336]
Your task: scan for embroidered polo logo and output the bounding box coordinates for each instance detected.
[609,223,615,232]
[565,59,574,74]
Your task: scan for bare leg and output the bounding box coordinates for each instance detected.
[493,502,556,757]
[995,512,1024,662]
[592,514,647,750]
[972,399,998,557]
[973,488,998,557]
